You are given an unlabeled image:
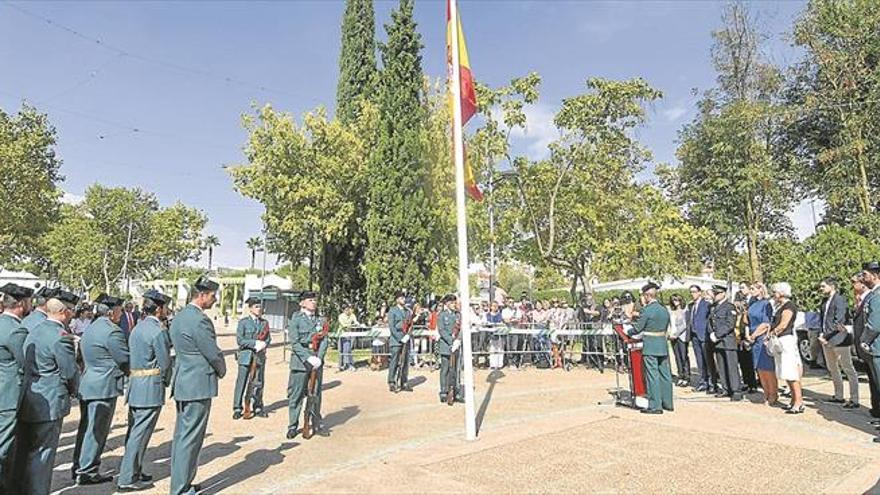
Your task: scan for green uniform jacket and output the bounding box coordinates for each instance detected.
[708,300,738,351]
[437,310,458,356]
[19,319,78,422]
[288,311,328,372]
[79,316,130,401]
[388,306,407,347]
[0,313,27,412]
[868,288,880,354]
[169,304,227,401]
[629,300,670,357]
[127,316,172,408]
[237,316,271,366]
[20,309,47,334]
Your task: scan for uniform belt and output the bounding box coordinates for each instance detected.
[643,331,667,337]
[130,368,161,377]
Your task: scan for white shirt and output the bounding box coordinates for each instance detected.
[1,311,21,323]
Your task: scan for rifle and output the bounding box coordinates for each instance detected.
[395,309,414,390]
[446,315,461,406]
[243,319,271,420]
[302,318,330,439]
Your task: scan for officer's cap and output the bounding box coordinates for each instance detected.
[300,291,318,301]
[95,293,124,308]
[193,276,219,293]
[442,294,457,303]
[863,261,880,274]
[143,289,171,307]
[711,285,728,294]
[56,290,80,307]
[36,286,60,299]
[0,283,34,301]
[245,296,262,306]
[641,282,660,293]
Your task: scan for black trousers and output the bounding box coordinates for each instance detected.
[737,346,757,389]
[704,340,720,388]
[715,348,743,395]
[673,340,690,381]
[864,353,880,417]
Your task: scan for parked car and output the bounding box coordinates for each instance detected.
[794,310,867,371]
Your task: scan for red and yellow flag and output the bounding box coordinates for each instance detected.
[447,0,482,201]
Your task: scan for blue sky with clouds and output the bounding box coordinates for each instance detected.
[0,0,812,269]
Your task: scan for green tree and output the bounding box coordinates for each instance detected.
[246,236,263,269]
[763,225,880,309]
[0,104,63,263]
[660,2,796,283]
[229,105,373,310]
[204,235,220,271]
[787,0,880,235]
[363,0,434,309]
[43,185,206,293]
[336,0,377,124]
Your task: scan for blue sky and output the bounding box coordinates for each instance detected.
[0,0,811,269]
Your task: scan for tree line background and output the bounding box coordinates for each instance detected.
[3,0,880,312]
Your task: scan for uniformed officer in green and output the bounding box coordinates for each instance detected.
[20,286,59,333]
[71,293,129,485]
[169,276,227,495]
[234,296,271,419]
[438,294,462,404]
[117,289,173,492]
[708,285,743,401]
[860,262,880,444]
[628,282,673,414]
[286,291,329,439]
[0,283,33,492]
[387,291,412,393]
[14,291,80,495]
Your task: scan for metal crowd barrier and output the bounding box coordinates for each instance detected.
[330,321,622,372]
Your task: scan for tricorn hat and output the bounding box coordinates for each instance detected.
[193,276,219,292]
[0,283,34,301]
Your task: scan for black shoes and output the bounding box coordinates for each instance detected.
[640,409,662,415]
[287,428,299,439]
[843,401,860,409]
[389,384,398,393]
[117,482,153,492]
[256,409,269,418]
[139,473,153,482]
[233,411,243,420]
[731,393,743,402]
[76,472,113,485]
[400,385,413,392]
[825,398,846,404]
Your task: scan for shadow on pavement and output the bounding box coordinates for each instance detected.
[804,388,877,437]
[323,405,360,433]
[322,380,342,391]
[264,398,289,414]
[199,442,299,494]
[476,370,504,435]
[405,376,427,389]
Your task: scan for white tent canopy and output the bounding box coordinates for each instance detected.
[590,274,730,293]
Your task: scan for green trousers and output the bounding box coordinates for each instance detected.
[14,419,62,495]
[170,399,211,495]
[118,406,162,486]
[73,397,117,477]
[388,344,410,386]
[644,355,674,411]
[288,368,323,430]
[439,353,460,399]
[0,409,16,493]
[233,362,266,412]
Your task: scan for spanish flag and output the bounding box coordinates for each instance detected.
[447,0,482,201]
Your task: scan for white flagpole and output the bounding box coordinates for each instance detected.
[449,0,477,441]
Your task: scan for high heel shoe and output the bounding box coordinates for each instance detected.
[785,404,805,414]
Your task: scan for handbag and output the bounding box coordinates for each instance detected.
[767,334,783,356]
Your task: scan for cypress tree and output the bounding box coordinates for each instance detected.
[364,0,433,308]
[336,0,377,124]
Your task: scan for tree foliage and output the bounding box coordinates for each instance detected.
[336,0,377,124]
[363,0,435,309]
[0,104,63,263]
[787,0,880,235]
[763,225,880,309]
[43,185,206,294]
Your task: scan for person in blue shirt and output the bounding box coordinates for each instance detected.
[744,283,778,405]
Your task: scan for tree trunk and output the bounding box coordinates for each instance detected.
[569,273,579,303]
[856,126,871,215]
[745,197,763,283]
[250,250,256,270]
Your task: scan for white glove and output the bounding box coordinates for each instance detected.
[861,342,872,353]
[451,340,461,353]
[306,356,322,368]
[254,340,267,353]
[401,334,411,344]
[709,332,718,343]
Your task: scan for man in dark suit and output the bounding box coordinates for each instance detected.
[818,277,859,408]
[119,302,139,338]
[852,273,880,418]
[686,285,714,392]
[709,285,743,401]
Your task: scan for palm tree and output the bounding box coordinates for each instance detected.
[204,235,220,272]
[246,237,263,270]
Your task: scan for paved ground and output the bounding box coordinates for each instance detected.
[46,321,880,494]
